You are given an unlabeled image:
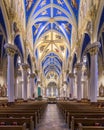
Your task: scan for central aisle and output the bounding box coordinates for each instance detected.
[36,104,69,130]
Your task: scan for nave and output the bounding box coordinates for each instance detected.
[37,104,69,130]
[0,99,104,130]
[0,0,104,129]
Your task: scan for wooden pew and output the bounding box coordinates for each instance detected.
[78,123,104,130]
[0,109,40,123]
[57,101,104,129]
[64,108,104,123]
[57,101,104,122]
[67,112,104,128]
[0,100,47,129]
[0,122,27,130]
[0,101,47,124]
[0,112,37,128]
[0,117,34,130]
[71,116,104,130]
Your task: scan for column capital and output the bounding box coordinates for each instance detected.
[81,80,85,84]
[30,73,35,78]
[69,73,74,78]
[85,41,101,55]
[22,63,29,71]
[75,63,82,71]
[37,81,41,86]
[63,81,67,85]
[4,43,17,56]
[8,7,16,21]
[88,46,99,55]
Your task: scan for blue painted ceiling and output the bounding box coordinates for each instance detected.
[0,7,7,59]
[24,0,80,76]
[42,52,62,75]
[0,8,7,37]
[24,0,80,44]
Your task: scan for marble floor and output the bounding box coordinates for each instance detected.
[36,104,69,130]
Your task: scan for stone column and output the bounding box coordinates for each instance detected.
[75,63,82,101]
[22,63,29,101]
[14,77,18,100]
[30,73,35,99]
[37,81,41,97]
[69,73,74,99]
[4,44,17,102]
[88,77,91,100]
[35,82,38,98]
[82,80,88,99]
[73,74,77,99]
[88,45,100,102]
[63,81,67,97]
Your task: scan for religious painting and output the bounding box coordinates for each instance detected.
[40,0,46,7]
[57,0,63,5]
[56,35,61,39]
[60,45,64,52]
[64,23,71,34]
[26,0,33,11]
[71,0,78,9]
[41,10,48,15]
[40,45,45,52]
[57,10,62,15]
[44,35,49,40]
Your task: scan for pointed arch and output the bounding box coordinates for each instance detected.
[94,0,104,41]
[80,33,91,61]
[71,53,77,72]
[14,34,24,58]
[27,54,32,72]
[0,0,11,42]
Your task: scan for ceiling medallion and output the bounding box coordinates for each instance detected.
[49,18,55,23]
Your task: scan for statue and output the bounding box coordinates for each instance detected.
[99,84,104,97]
[2,84,7,97]
[0,84,2,97]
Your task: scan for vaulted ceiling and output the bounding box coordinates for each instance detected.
[24,0,80,77]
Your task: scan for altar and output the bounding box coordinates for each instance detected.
[47,97,57,104]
